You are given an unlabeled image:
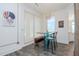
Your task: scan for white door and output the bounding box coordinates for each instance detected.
[24,11,34,44]
[34,16,41,38]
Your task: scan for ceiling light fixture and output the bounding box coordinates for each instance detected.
[34,3,39,7]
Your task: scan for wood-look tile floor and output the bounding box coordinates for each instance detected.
[6,42,74,56]
[56,42,74,56]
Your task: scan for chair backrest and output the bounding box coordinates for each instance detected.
[44,32,52,39]
[44,32,55,40]
[53,32,57,37]
[52,32,57,42]
[44,32,49,38]
[44,32,57,40]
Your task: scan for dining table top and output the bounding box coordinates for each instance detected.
[37,32,55,34]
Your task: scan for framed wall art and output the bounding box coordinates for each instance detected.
[58,20,64,28]
[2,11,16,27]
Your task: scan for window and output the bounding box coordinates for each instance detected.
[72,20,75,33]
[47,17,56,32]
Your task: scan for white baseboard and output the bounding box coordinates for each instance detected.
[0,40,34,56]
[0,44,22,56]
[57,41,69,45]
[23,40,34,47]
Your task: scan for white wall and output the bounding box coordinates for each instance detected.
[0,3,46,55]
[41,15,48,32]
[54,8,69,44]
[0,3,23,55]
[43,7,69,44]
[50,4,74,44]
[68,5,75,42]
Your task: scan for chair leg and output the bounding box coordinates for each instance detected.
[44,40,49,49]
[47,40,50,49]
[54,41,56,51]
[51,40,54,54]
[55,41,58,50]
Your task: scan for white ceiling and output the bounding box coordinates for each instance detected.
[25,3,73,14]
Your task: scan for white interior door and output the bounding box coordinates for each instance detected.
[24,11,34,44]
[34,16,41,38]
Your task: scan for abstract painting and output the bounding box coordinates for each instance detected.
[3,11,15,27]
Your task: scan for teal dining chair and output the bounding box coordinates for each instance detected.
[44,32,57,53]
[44,32,53,48]
[44,32,49,49]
